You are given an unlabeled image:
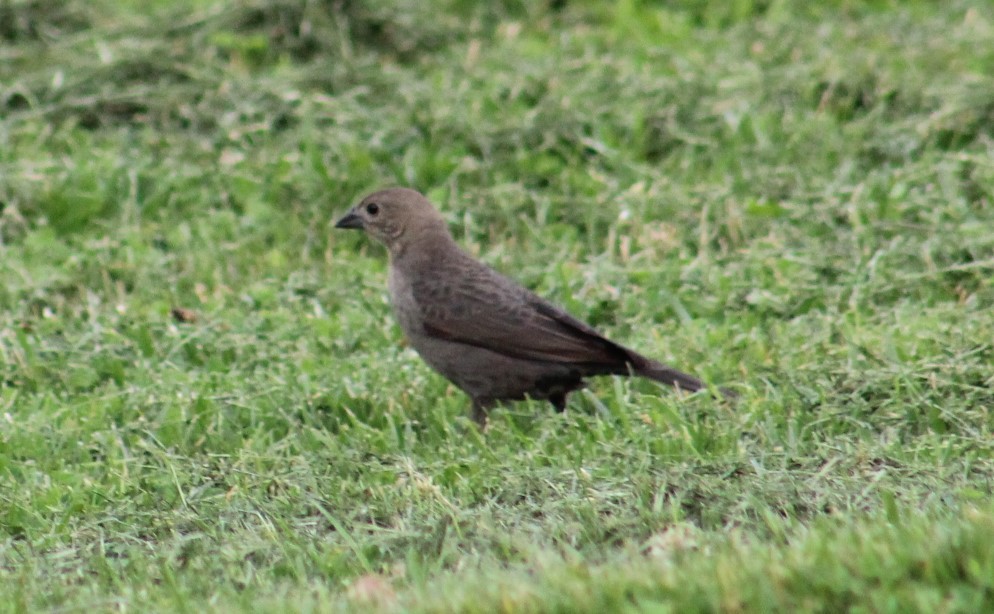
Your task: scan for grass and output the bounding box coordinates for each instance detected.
[2,0,994,610]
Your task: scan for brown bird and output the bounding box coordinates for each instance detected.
[336,187,727,425]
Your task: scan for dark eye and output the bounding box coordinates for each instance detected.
[365,202,380,216]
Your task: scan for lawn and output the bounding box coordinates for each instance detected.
[2,0,994,611]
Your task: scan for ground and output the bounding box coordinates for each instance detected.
[1,0,994,611]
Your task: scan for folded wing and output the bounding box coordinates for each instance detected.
[412,266,631,368]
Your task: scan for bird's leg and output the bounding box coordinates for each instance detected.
[471,398,495,428]
[549,391,568,413]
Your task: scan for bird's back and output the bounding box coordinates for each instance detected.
[390,240,634,371]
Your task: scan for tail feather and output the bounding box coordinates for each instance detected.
[624,350,735,398]
[631,356,706,392]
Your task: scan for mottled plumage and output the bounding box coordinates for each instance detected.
[335,187,725,425]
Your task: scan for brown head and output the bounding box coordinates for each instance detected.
[335,188,451,254]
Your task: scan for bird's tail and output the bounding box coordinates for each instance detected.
[624,350,735,398]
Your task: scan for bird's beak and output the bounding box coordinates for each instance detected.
[334,210,364,229]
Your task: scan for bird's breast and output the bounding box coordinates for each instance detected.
[387,266,424,335]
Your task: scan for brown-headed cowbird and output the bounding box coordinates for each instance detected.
[336,187,730,425]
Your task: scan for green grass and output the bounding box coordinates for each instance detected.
[2,0,994,610]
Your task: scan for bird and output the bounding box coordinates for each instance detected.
[335,187,730,425]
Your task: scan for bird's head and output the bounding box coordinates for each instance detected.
[335,187,450,252]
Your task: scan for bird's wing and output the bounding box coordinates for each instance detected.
[410,265,631,367]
